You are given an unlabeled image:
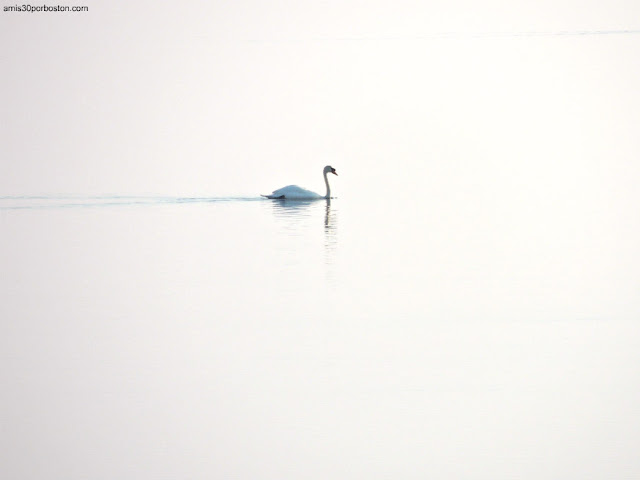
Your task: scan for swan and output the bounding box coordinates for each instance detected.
[262,165,338,199]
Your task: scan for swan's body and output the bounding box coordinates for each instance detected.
[264,185,325,200]
[262,166,338,200]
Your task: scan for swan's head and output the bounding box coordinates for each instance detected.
[324,165,338,176]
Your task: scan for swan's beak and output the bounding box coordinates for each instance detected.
[332,170,338,176]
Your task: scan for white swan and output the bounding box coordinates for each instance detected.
[262,165,338,199]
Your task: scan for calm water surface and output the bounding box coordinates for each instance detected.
[1,194,639,479]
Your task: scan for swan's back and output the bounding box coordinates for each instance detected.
[263,185,323,200]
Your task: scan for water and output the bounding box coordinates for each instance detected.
[1,192,639,479]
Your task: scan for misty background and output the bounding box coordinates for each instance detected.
[1,1,639,197]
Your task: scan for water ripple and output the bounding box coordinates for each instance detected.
[0,195,265,210]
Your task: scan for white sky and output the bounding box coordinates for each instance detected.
[1,0,639,196]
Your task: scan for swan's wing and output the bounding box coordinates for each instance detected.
[266,185,321,199]
[271,185,304,196]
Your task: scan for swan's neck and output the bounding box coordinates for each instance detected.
[323,171,331,199]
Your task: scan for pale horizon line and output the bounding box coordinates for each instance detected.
[248,29,640,43]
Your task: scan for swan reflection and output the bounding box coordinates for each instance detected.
[264,198,338,265]
[323,199,338,257]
